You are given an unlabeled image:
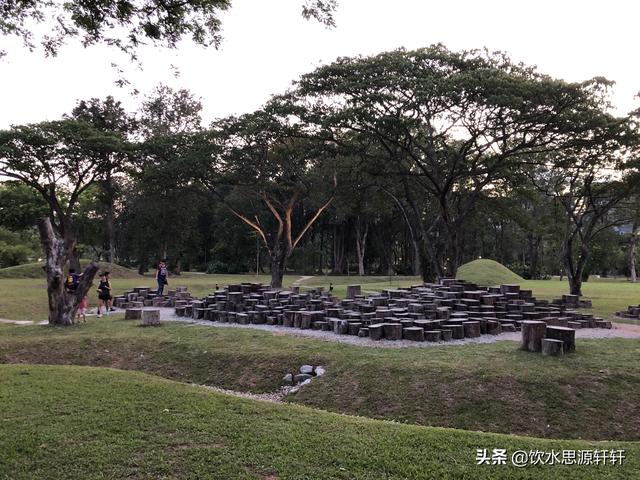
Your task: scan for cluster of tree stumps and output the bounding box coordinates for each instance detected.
[115,286,193,326]
[171,280,611,342]
[615,304,640,320]
[521,321,577,356]
[552,294,593,309]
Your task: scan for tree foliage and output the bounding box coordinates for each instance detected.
[0,0,336,59]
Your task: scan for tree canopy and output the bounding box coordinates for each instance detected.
[0,0,337,59]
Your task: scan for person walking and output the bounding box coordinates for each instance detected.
[96,272,112,317]
[105,271,116,312]
[156,260,168,296]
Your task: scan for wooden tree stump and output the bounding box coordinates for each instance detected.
[358,328,369,337]
[297,311,308,328]
[283,311,295,327]
[346,285,362,299]
[462,321,481,338]
[174,306,186,317]
[486,320,502,335]
[439,329,453,341]
[125,308,142,320]
[140,309,161,326]
[441,324,464,339]
[300,312,312,329]
[545,326,576,353]
[521,320,547,352]
[424,330,441,342]
[348,322,362,335]
[383,323,403,340]
[334,319,349,335]
[403,327,424,341]
[542,338,564,356]
[369,323,385,340]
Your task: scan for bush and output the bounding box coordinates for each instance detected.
[0,244,34,268]
[206,261,230,274]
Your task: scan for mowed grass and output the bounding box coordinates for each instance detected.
[3,268,637,321]
[1,364,638,480]
[0,273,419,321]
[457,259,524,285]
[0,260,142,279]
[2,317,640,441]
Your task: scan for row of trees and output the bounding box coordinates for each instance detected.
[1,46,639,324]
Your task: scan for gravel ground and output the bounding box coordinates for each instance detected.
[192,383,286,403]
[154,308,640,348]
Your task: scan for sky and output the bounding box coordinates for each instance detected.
[0,0,639,128]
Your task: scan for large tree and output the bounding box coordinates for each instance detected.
[69,96,134,263]
[0,119,127,324]
[529,142,640,296]
[133,85,204,272]
[195,108,337,288]
[292,45,626,280]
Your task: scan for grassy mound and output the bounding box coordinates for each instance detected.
[1,364,637,479]
[0,260,141,279]
[457,259,524,286]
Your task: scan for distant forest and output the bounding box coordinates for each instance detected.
[1,46,639,294]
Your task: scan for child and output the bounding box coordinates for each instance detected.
[65,268,82,294]
[76,295,88,323]
[96,272,111,317]
[156,260,168,296]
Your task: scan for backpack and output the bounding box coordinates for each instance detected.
[65,273,80,292]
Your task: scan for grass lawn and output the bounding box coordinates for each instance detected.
[2,317,640,441]
[0,273,421,321]
[1,364,637,480]
[1,262,640,478]
[2,272,640,321]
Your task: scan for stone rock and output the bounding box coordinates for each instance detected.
[314,366,326,377]
[300,365,314,375]
[294,373,313,383]
[282,373,294,384]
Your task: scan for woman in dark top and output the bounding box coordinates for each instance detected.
[96,272,111,317]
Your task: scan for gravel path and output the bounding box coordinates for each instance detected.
[192,383,286,403]
[155,308,640,348]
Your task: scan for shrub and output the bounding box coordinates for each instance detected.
[0,244,34,267]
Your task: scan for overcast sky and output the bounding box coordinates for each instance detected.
[1,0,638,128]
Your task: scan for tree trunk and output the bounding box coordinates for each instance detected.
[563,231,585,297]
[270,246,287,289]
[161,240,168,261]
[137,255,148,276]
[69,246,81,271]
[174,253,183,276]
[630,222,639,282]
[332,223,345,274]
[355,218,368,276]
[566,259,586,296]
[410,237,422,277]
[105,201,116,263]
[104,175,116,264]
[38,217,99,325]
